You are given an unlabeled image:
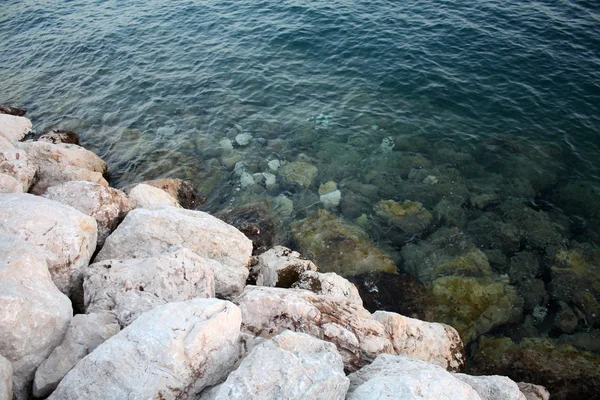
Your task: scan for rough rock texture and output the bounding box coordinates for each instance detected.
[0,254,72,400]
[38,130,80,145]
[279,160,318,187]
[85,248,216,326]
[33,312,120,398]
[0,148,37,192]
[517,382,550,400]
[454,373,526,400]
[0,193,97,296]
[43,180,132,247]
[128,183,182,208]
[291,209,397,276]
[49,299,242,400]
[204,331,349,400]
[95,207,252,299]
[17,141,108,194]
[0,104,27,117]
[234,286,393,372]
[254,246,317,287]
[0,173,22,193]
[346,354,482,400]
[374,199,433,235]
[0,355,12,400]
[292,270,363,305]
[0,114,31,143]
[373,311,465,371]
[133,178,206,209]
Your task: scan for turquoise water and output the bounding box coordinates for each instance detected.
[2,0,600,396]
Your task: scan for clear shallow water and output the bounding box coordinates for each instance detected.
[2,0,600,396]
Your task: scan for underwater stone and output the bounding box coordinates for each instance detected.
[379,136,395,153]
[219,138,234,152]
[423,175,438,185]
[279,160,318,187]
[426,275,524,344]
[290,209,397,276]
[320,190,342,209]
[240,172,255,188]
[273,194,294,217]
[318,181,338,195]
[434,197,467,229]
[267,159,281,172]
[374,200,433,235]
[235,133,252,146]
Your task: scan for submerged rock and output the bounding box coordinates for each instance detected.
[38,130,80,145]
[426,275,524,344]
[127,182,181,208]
[48,299,242,400]
[0,104,27,117]
[291,209,397,276]
[469,336,600,400]
[374,199,433,235]
[346,354,482,400]
[204,331,349,400]
[279,160,318,187]
[33,312,120,398]
[125,178,205,209]
[0,254,72,400]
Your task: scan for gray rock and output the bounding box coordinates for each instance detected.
[85,248,215,326]
[0,355,12,400]
[33,312,120,398]
[453,373,526,400]
[373,311,465,371]
[0,254,72,400]
[254,246,317,287]
[235,133,252,147]
[292,270,363,305]
[49,299,242,400]
[203,331,349,400]
[0,193,97,296]
[95,206,252,299]
[347,354,482,400]
[0,114,31,144]
[43,181,132,247]
[517,382,550,400]
[234,286,392,372]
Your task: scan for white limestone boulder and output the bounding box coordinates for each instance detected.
[84,248,215,326]
[0,114,31,144]
[122,178,204,209]
[0,193,97,296]
[292,270,363,305]
[373,311,465,371]
[48,299,242,400]
[33,312,120,398]
[127,183,181,208]
[203,331,349,400]
[0,355,12,400]
[0,173,22,193]
[234,286,392,372]
[0,148,37,192]
[0,254,72,400]
[43,180,132,246]
[95,207,252,299]
[17,141,107,194]
[347,354,482,400]
[254,246,317,287]
[454,374,526,400]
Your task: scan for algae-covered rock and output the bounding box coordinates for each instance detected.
[426,276,524,344]
[374,199,433,235]
[467,214,520,256]
[469,336,600,400]
[279,160,318,187]
[291,209,397,276]
[557,181,600,218]
[402,227,493,284]
[548,247,600,328]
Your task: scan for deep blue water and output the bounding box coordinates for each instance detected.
[2,0,600,395]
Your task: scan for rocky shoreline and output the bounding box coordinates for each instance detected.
[1,109,551,399]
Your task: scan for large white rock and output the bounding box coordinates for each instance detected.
[0,355,12,400]
[204,330,349,400]
[293,270,363,305]
[0,173,22,193]
[0,148,37,192]
[0,254,72,400]
[43,180,132,246]
[17,141,107,194]
[254,246,317,287]
[127,183,181,208]
[0,193,97,296]
[373,311,465,371]
[454,374,526,400]
[95,207,252,299]
[0,135,14,149]
[49,299,242,400]
[84,248,215,326]
[234,286,392,371]
[0,114,31,144]
[347,354,482,400]
[33,312,120,398]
